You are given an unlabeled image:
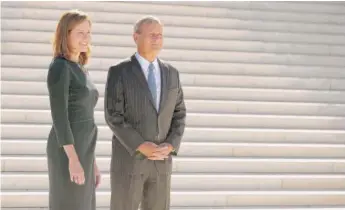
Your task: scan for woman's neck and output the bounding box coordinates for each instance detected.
[69,52,80,63]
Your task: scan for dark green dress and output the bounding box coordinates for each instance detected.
[46,56,99,210]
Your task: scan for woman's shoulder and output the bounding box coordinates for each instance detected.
[50,56,69,68]
[49,56,66,67]
[47,56,73,82]
[49,56,77,75]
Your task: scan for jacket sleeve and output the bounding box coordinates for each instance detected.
[104,65,146,156]
[165,71,187,155]
[47,60,75,146]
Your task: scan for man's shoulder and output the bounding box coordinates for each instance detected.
[159,59,179,74]
[109,57,132,72]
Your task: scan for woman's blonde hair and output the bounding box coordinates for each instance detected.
[53,10,91,65]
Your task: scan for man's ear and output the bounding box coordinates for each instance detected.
[133,33,138,44]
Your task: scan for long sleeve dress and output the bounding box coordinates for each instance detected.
[46,56,99,210]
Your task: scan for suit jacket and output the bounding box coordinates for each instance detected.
[104,54,186,175]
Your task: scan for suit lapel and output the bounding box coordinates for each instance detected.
[130,55,156,108]
[158,59,168,113]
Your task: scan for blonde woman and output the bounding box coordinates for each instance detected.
[46,10,100,210]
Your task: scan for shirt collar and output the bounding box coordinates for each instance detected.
[135,52,159,73]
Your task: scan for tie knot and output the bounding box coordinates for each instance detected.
[148,63,155,71]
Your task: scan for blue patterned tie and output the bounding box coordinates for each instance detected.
[148,63,157,108]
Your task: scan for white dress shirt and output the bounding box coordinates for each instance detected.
[135,52,161,110]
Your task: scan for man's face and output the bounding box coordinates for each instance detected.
[134,22,163,55]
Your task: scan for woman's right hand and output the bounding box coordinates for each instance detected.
[69,159,85,185]
[63,144,85,185]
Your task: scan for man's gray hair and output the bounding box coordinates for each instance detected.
[134,15,162,33]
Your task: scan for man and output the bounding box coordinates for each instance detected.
[104,16,186,210]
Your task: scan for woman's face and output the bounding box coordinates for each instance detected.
[68,20,91,53]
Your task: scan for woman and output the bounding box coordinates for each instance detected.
[46,10,100,210]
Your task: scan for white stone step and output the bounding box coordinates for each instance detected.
[4,208,342,210]
[3,19,345,45]
[1,1,229,19]
[3,31,345,56]
[3,81,345,103]
[3,208,345,210]
[2,172,345,191]
[158,1,345,15]
[169,3,345,25]
[3,54,345,79]
[3,1,345,25]
[2,208,345,210]
[4,109,345,130]
[2,156,345,173]
[3,42,345,67]
[3,124,345,144]
[4,95,345,117]
[3,68,345,91]
[2,190,345,207]
[3,140,345,158]
[2,7,345,36]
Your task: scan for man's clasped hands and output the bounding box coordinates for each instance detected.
[137,142,174,160]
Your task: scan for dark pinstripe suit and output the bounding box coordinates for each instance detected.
[104,54,186,210]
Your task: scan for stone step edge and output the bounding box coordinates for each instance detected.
[4,80,345,94]
[3,207,345,210]
[4,94,345,108]
[3,40,345,58]
[3,66,345,80]
[4,139,345,148]
[5,108,345,120]
[3,58,345,79]
[3,155,345,163]
[4,123,345,133]
[3,171,345,178]
[3,52,345,69]
[2,14,345,38]
[5,1,345,24]
[3,190,345,194]
[4,0,345,16]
